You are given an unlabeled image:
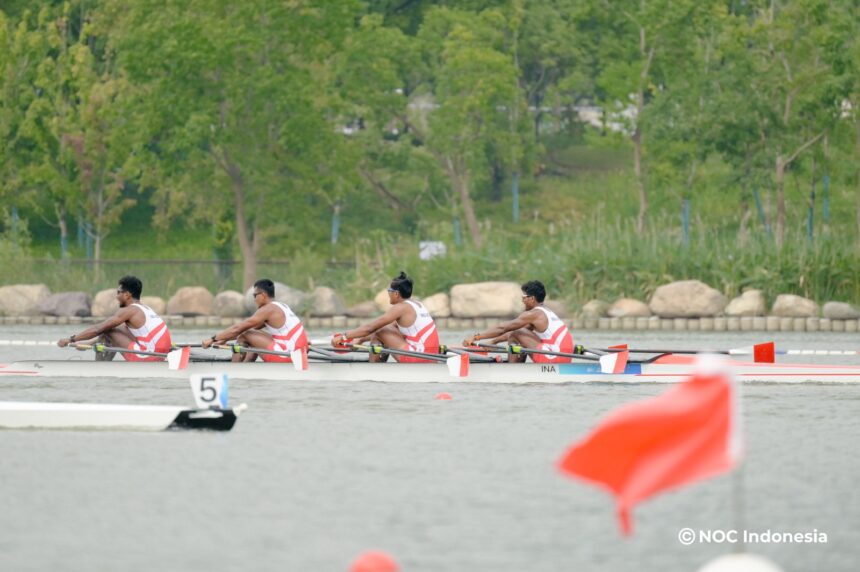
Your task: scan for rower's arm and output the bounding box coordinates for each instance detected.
[57,308,135,347]
[465,311,536,345]
[344,305,405,339]
[207,309,268,345]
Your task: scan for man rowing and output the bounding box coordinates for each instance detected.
[462,280,574,363]
[202,278,308,363]
[57,275,173,361]
[331,271,440,363]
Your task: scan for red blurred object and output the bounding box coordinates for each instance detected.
[557,364,741,535]
[350,551,399,572]
[435,392,453,400]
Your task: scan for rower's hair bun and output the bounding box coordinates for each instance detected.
[396,271,408,280]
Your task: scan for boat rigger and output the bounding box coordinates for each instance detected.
[2,355,860,383]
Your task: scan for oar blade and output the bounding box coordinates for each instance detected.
[167,347,191,370]
[753,342,775,363]
[599,349,629,374]
[292,347,309,371]
[447,353,470,378]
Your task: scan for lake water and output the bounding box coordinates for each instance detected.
[1,326,859,572]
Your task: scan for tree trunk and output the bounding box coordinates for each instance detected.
[447,157,482,248]
[226,160,257,290]
[633,127,647,234]
[856,120,860,248]
[775,153,786,248]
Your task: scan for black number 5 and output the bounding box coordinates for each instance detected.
[199,376,217,402]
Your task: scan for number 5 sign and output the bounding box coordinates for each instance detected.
[189,373,230,409]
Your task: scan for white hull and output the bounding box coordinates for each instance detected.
[0,400,242,431]
[3,359,860,384]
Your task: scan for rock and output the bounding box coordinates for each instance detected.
[544,299,568,318]
[213,290,247,318]
[822,301,860,319]
[141,296,167,315]
[309,286,347,316]
[167,286,214,316]
[38,292,91,317]
[649,280,727,318]
[91,288,119,317]
[374,289,391,312]
[422,292,450,318]
[346,301,379,318]
[608,298,651,318]
[450,282,522,318]
[580,299,609,318]
[243,282,308,314]
[771,294,818,318]
[725,289,766,317]
[0,284,52,316]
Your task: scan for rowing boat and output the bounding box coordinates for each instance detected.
[3,354,860,383]
[0,401,245,431]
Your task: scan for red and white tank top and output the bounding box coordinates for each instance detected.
[397,300,440,351]
[128,303,171,351]
[264,301,308,350]
[534,306,573,350]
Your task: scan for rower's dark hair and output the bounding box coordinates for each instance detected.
[390,271,413,298]
[254,278,275,298]
[118,276,142,299]
[521,280,546,303]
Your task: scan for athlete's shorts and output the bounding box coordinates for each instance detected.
[260,341,297,363]
[125,337,172,362]
[394,344,440,364]
[530,342,573,364]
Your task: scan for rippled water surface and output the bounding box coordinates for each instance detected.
[1,327,859,571]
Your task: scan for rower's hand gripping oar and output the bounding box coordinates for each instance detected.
[69,343,191,370]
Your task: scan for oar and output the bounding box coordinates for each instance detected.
[69,343,190,370]
[350,344,470,378]
[212,344,308,371]
[468,342,607,362]
[594,341,777,363]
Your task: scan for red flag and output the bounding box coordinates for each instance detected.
[557,359,742,535]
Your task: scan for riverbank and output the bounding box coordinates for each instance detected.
[4,314,859,333]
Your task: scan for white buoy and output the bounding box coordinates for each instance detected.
[698,553,784,572]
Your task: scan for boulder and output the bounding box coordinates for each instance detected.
[544,299,568,319]
[38,292,91,317]
[450,282,522,318]
[91,288,119,317]
[374,289,391,312]
[771,294,818,318]
[422,292,451,318]
[580,299,609,318]
[167,286,214,316]
[0,284,51,316]
[243,282,308,314]
[649,280,727,318]
[141,296,167,315]
[822,301,860,320]
[608,298,651,318]
[309,286,347,317]
[725,289,766,317]
[346,301,379,318]
[213,290,247,318]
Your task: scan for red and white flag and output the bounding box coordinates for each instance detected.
[447,353,470,378]
[167,346,190,370]
[292,347,309,371]
[557,356,742,534]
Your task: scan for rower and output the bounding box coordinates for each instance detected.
[463,280,574,363]
[331,271,440,363]
[57,275,173,361]
[202,278,308,363]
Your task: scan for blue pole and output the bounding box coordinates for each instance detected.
[85,222,93,260]
[681,197,690,246]
[330,203,341,245]
[511,172,520,223]
[752,188,770,236]
[11,207,20,253]
[452,217,462,247]
[77,217,84,247]
[822,173,830,223]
